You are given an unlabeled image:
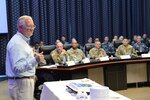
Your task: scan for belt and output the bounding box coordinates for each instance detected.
[8,76,34,80]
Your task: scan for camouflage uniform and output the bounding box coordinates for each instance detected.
[133,43,148,52]
[51,49,68,64]
[89,47,107,59]
[115,44,137,57]
[102,42,115,54]
[67,48,85,61]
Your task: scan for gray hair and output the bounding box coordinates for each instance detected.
[56,41,63,46]
[17,15,32,29]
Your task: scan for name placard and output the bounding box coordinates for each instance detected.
[99,56,109,61]
[141,54,150,58]
[40,65,57,68]
[82,58,90,64]
[66,61,76,66]
[120,55,131,59]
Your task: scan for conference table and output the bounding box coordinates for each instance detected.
[37,57,150,90]
[40,79,131,100]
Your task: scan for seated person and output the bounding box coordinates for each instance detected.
[33,41,40,53]
[113,35,118,40]
[131,35,137,46]
[51,42,68,64]
[39,41,44,47]
[89,41,107,59]
[55,39,61,45]
[115,38,137,57]
[133,35,148,53]
[118,35,124,41]
[61,35,69,44]
[87,37,93,43]
[102,36,115,55]
[67,38,85,61]
[94,37,100,42]
[142,33,150,47]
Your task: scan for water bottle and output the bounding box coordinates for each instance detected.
[82,91,88,100]
[110,55,113,60]
[74,58,78,64]
[76,91,82,100]
[76,91,88,100]
[67,55,70,61]
[62,56,66,64]
[140,46,142,52]
[148,47,150,53]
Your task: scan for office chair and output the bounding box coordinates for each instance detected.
[64,43,82,50]
[114,40,122,49]
[63,44,72,50]
[84,43,95,56]
[39,45,55,64]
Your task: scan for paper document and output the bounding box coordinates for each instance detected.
[40,65,57,68]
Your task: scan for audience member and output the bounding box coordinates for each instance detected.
[67,38,85,61]
[34,41,40,53]
[142,33,150,47]
[61,35,69,44]
[133,35,148,53]
[39,41,44,46]
[55,39,61,45]
[113,35,118,40]
[94,37,100,42]
[102,36,115,55]
[89,41,107,59]
[131,35,137,46]
[87,37,93,43]
[115,38,137,57]
[119,35,124,41]
[51,42,68,64]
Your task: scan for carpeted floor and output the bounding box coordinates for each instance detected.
[0,80,150,100]
[0,80,11,100]
[117,87,150,100]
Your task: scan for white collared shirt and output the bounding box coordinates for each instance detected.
[6,31,38,77]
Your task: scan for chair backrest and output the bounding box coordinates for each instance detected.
[63,44,72,50]
[114,40,122,49]
[64,44,81,50]
[39,45,56,64]
[84,43,95,55]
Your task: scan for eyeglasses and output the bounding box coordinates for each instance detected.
[25,25,36,30]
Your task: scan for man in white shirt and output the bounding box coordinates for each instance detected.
[6,15,44,100]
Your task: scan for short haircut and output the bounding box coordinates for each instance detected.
[17,15,32,29]
[95,41,101,44]
[123,37,128,40]
[137,35,141,37]
[72,38,77,43]
[56,41,63,46]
